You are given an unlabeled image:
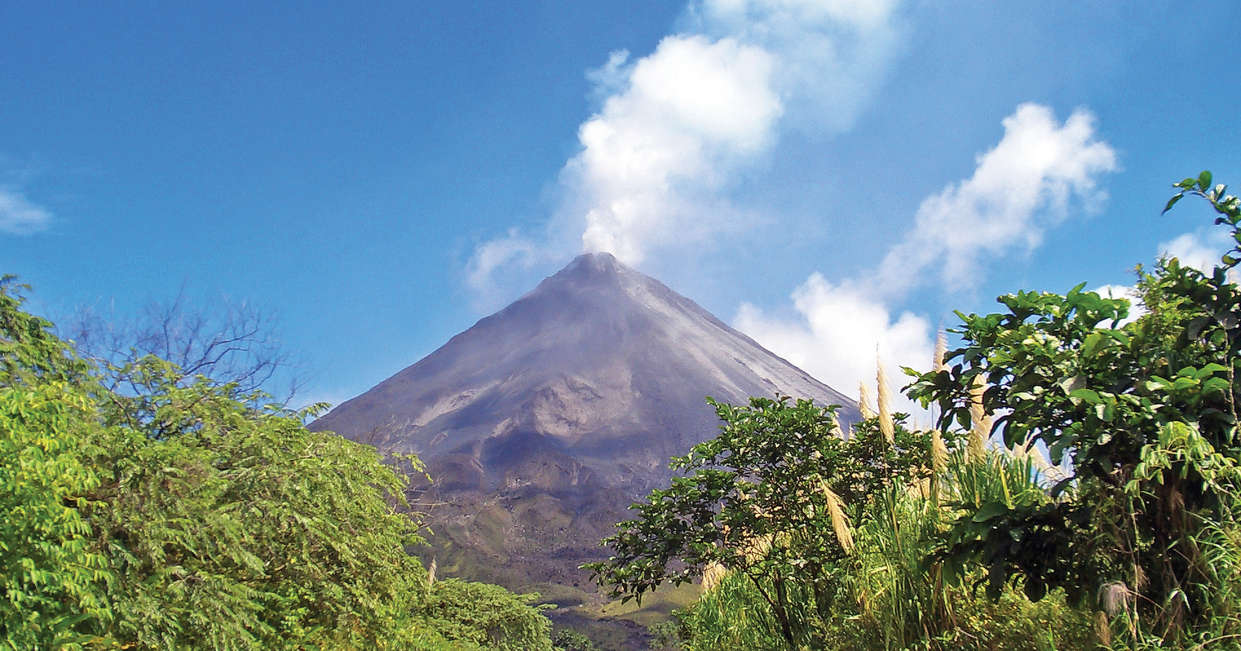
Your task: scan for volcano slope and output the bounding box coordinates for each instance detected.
[311,252,857,638]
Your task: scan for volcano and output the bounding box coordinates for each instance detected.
[311,252,856,643]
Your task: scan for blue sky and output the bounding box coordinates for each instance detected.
[3,1,1239,409]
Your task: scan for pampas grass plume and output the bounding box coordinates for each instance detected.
[858,382,876,421]
[1094,611,1113,646]
[968,374,990,462]
[819,480,854,554]
[1100,581,1131,617]
[701,562,727,592]
[933,330,948,373]
[931,429,948,475]
[876,355,895,445]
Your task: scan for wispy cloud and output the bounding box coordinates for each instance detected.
[687,0,900,135]
[878,104,1118,295]
[0,188,52,235]
[465,229,539,289]
[467,0,904,289]
[736,104,1118,400]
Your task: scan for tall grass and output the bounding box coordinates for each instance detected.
[675,444,1095,649]
[668,364,1096,649]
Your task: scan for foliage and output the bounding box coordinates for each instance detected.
[673,570,786,650]
[0,278,113,648]
[416,579,554,651]
[586,396,940,647]
[843,450,1092,649]
[906,171,1241,645]
[86,361,433,648]
[593,173,1241,648]
[551,627,599,651]
[0,280,554,649]
[0,382,112,649]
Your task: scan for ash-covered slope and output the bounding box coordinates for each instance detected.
[311,253,856,642]
[312,252,856,494]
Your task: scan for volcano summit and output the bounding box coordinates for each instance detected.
[311,252,857,629]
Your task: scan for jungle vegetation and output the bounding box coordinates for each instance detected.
[592,173,1241,649]
[0,278,556,649]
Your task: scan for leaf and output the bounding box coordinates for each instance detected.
[1163,192,1184,214]
[1081,332,1104,358]
[1059,375,1086,394]
[972,501,1008,523]
[1199,170,1213,191]
[1069,388,1101,405]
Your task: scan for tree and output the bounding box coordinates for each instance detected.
[61,288,299,404]
[905,172,1241,645]
[586,396,935,648]
[0,279,112,648]
[589,392,1093,649]
[418,579,554,651]
[0,279,556,649]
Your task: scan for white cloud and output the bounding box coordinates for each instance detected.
[735,273,933,413]
[688,0,900,134]
[465,229,540,291]
[574,34,781,262]
[732,104,1117,409]
[1159,228,1231,275]
[467,0,903,291]
[878,103,1117,294]
[0,188,52,235]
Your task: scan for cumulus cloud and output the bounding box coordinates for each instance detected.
[0,188,52,235]
[467,0,903,289]
[736,104,1117,405]
[878,104,1117,294]
[1159,228,1231,274]
[575,34,782,261]
[735,273,933,414]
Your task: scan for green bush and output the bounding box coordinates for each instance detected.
[0,280,553,649]
[417,579,553,651]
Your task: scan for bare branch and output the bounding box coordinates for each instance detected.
[58,290,302,405]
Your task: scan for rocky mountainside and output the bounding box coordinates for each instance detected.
[310,252,857,645]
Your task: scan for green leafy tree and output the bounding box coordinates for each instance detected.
[84,360,433,648]
[0,278,555,649]
[417,579,554,651]
[594,393,1092,649]
[586,396,935,647]
[551,627,598,651]
[0,383,112,649]
[0,280,114,648]
[906,172,1241,645]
